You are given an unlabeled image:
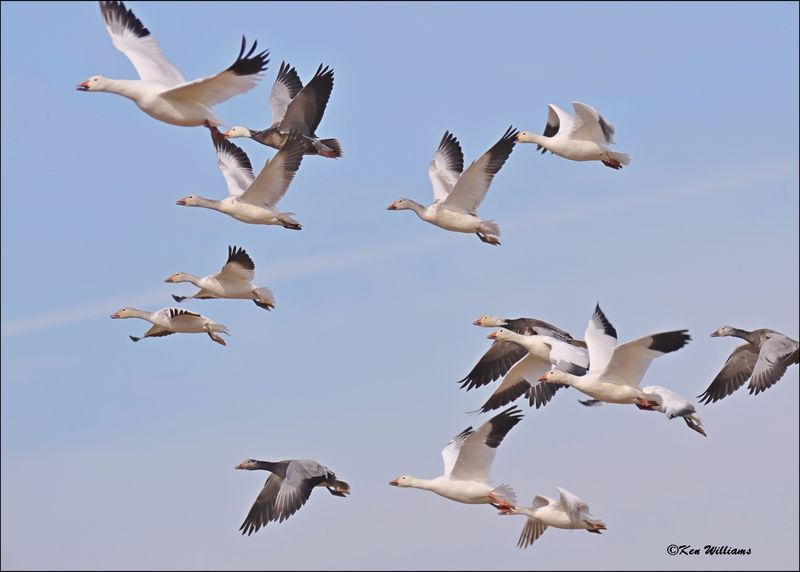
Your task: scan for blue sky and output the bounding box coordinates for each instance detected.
[1,1,798,569]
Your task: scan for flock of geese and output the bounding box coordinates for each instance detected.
[79,1,798,549]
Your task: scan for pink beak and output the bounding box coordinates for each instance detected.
[176,199,187,206]
[110,312,120,319]
[76,81,89,90]
[537,374,548,382]
[473,318,482,326]
[487,331,498,340]
[388,479,399,486]
[222,130,232,137]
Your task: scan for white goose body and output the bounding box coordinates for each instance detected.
[110,306,230,345]
[77,2,269,128]
[388,128,517,245]
[405,201,487,233]
[177,128,305,230]
[389,407,523,509]
[538,304,690,407]
[501,488,606,548]
[517,102,630,169]
[400,476,496,504]
[166,246,275,309]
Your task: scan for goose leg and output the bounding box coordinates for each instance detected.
[487,491,514,511]
[601,158,622,170]
[476,232,501,246]
[207,332,227,346]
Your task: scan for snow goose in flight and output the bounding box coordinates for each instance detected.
[176,128,305,229]
[473,328,589,413]
[579,385,706,436]
[698,327,799,404]
[224,62,341,158]
[389,406,522,510]
[110,307,229,345]
[165,245,275,310]
[516,102,630,169]
[235,458,350,535]
[499,487,606,548]
[387,127,518,245]
[538,304,690,407]
[77,2,269,127]
[458,316,582,393]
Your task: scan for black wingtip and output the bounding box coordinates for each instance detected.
[100,1,150,38]
[129,335,141,342]
[227,245,255,270]
[171,294,186,303]
[648,330,691,354]
[228,36,270,77]
[592,303,618,339]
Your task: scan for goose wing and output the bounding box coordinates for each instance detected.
[449,406,523,483]
[217,245,255,283]
[697,344,758,404]
[428,131,464,202]
[268,61,303,125]
[239,132,304,207]
[209,127,255,196]
[99,1,185,86]
[442,127,517,213]
[278,64,334,135]
[160,37,268,108]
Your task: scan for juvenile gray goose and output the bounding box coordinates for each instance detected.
[698,326,799,404]
[224,62,341,158]
[235,458,350,535]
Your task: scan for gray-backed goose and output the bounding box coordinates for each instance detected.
[224,62,341,158]
[235,459,350,535]
[698,326,799,404]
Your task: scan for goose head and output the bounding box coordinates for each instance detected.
[76,75,110,92]
[176,195,201,207]
[711,326,735,337]
[387,199,414,211]
[538,370,570,384]
[110,307,135,319]
[516,131,538,143]
[487,327,514,341]
[223,126,251,139]
[474,315,505,327]
[164,272,190,283]
[388,475,415,487]
[234,459,260,470]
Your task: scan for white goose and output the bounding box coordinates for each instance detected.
[389,406,522,510]
[387,127,518,245]
[579,385,707,437]
[474,328,589,413]
[176,128,305,229]
[77,1,268,127]
[516,102,630,169]
[499,487,606,548]
[165,245,275,310]
[538,304,690,407]
[110,307,229,345]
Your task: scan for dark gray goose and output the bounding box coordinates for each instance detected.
[224,62,341,158]
[235,458,350,535]
[698,326,799,404]
[458,315,581,392]
[165,245,275,310]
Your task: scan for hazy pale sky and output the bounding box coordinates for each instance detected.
[1,1,798,570]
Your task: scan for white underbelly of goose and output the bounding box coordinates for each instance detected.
[425,207,482,233]
[429,479,494,503]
